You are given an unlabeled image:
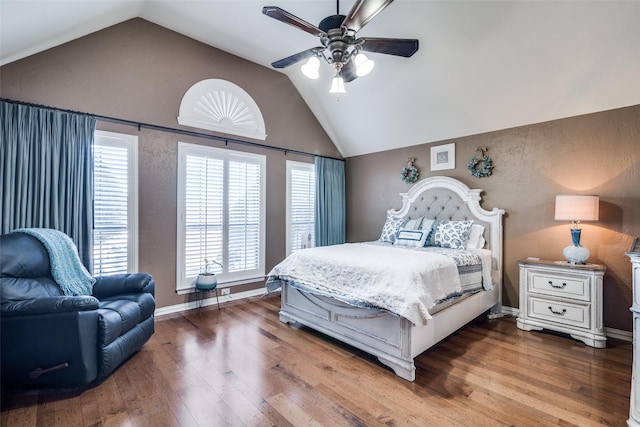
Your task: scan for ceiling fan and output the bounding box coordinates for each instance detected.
[262,0,419,93]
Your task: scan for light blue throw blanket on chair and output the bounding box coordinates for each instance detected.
[15,228,96,296]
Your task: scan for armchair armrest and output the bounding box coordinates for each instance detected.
[1,309,100,385]
[1,296,99,316]
[92,273,155,299]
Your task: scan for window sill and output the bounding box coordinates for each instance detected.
[176,275,266,295]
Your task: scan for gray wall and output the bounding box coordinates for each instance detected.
[346,105,640,331]
[0,18,341,309]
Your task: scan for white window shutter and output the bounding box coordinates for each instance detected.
[184,155,224,278]
[177,143,265,292]
[228,158,262,272]
[93,131,138,275]
[286,161,315,255]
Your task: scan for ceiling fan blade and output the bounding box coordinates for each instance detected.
[359,37,419,57]
[342,0,394,33]
[271,48,321,69]
[262,6,325,37]
[341,61,359,83]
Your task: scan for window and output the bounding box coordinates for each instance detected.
[92,130,138,275]
[286,161,315,255]
[177,142,265,292]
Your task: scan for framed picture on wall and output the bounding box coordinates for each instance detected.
[430,143,455,171]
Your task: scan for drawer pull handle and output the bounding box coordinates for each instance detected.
[548,280,567,289]
[548,306,567,316]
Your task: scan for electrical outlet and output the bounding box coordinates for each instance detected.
[220,288,230,296]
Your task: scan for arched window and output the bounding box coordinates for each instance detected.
[177,79,267,140]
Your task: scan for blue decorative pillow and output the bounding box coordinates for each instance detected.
[395,219,434,248]
[433,220,474,249]
[425,220,440,246]
[394,228,429,247]
[379,214,404,243]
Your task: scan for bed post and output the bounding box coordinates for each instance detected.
[488,303,504,319]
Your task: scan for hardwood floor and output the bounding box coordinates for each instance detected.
[1,294,632,426]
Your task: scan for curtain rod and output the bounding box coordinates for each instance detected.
[1,98,344,162]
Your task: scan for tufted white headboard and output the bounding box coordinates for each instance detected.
[387,176,505,286]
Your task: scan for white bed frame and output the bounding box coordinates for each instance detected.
[278,176,505,381]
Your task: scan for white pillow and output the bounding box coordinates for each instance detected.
[465,224,486,249]
[433,220,474,249]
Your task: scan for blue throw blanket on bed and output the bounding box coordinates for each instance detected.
[15,228,96,296]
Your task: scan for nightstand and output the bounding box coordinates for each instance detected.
[517,258,606,348]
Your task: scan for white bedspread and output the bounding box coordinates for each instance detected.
[266,243,464,326]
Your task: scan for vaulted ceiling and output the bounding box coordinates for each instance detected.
[2,1,639,157]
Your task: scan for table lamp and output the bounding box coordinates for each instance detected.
[555,194,599,264]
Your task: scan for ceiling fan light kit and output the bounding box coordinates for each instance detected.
[354,53,374,77]
[263,0,418,94]
[301,56,320,79]
[329,75,346,94]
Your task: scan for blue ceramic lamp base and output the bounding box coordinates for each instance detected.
[563,228,590,265]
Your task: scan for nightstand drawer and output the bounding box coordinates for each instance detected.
[530,272,590,301]
[528,296,590,329]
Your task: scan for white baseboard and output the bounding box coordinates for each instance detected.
[500,306,632,342]
[156,298,633,342]
[155,287,268,317]
[606,327,633,342]
[500,305,519,317]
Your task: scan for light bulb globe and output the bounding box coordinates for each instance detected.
[354,53,374,77]
[301,56,320,79]
[329,76,346,94]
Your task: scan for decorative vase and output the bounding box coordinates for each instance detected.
[195,273,217,290]
[563,228,590,265]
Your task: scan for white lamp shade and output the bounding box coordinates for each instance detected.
[329,76,346,94]
[354,53,374,77]
[301,56,320,79]
[555,195,599,221]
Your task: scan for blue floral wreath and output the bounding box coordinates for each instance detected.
[401,158,420,183]
[467,148,494,178]
[401,166,419,183]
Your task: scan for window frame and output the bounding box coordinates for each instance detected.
[176,142,266,293]
[286,160,316,256]
[92,130,139,275]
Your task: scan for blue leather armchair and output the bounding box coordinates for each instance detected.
[0,231,155,386]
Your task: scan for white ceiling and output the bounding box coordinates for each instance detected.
[2,1,639,157]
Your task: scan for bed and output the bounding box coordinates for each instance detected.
[266,176,505,381]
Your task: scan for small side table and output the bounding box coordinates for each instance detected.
[517,258,606,348]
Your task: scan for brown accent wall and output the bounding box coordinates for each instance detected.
[0,18,341,309]
[346,105,640,331]
[3,18,638,331]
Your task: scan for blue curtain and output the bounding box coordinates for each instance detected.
[314,156,346,246]
[1,101,96,268]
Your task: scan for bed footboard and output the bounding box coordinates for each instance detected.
[279,283,417,381]
[279,281,501,381]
